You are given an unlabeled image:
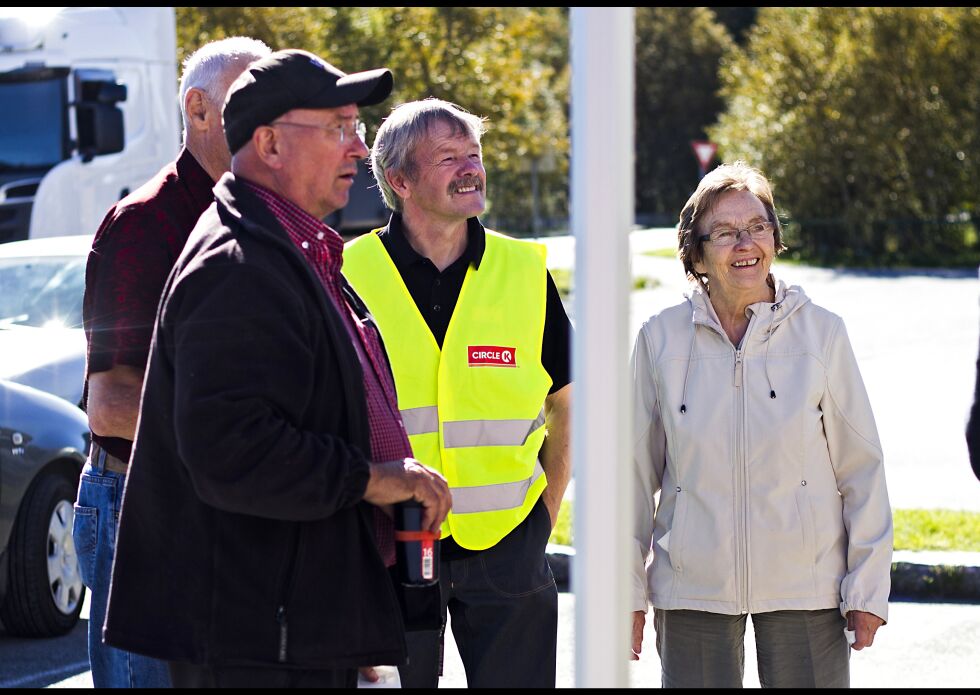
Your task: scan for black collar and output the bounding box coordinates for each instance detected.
[382,213,486,271]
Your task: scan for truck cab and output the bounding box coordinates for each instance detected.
[0,7,178,243]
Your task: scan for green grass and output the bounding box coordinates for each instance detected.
[549,500,573,546]
[641,248,677,259]
[633,275,661,291]
[548,266,660,299]
[550,267,573,299]
[548,503,980,552]
[893,509,980,552]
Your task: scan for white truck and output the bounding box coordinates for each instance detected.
[0,7,179,243]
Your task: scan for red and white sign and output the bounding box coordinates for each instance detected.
[691,140,718,170]
[468,345,517,367]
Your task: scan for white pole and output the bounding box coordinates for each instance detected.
[570,7,634,689]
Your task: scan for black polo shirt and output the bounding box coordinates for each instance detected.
[376,213,573,559]
[376,213,572,393]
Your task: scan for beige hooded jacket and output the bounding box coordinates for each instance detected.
[631,279,892,621]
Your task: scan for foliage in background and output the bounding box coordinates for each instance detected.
[176,7,569,235]
[712,7,980,266]
[708,7,759,45]
[634,8,733,223]
[177,8,980,266]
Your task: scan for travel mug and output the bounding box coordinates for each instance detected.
[394,500,440,587]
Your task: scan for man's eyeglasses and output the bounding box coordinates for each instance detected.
[271,119,367,144]
[699,221,774,246]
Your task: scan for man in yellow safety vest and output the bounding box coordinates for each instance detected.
[344,98,572,688]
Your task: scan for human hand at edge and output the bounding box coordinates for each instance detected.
[358,666,379,683]
[631,611,646,661]
[846,610,885,650]
[363,458,452,532]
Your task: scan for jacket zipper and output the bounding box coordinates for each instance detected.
[276,605,288,663]
[733,347,747,614]
[275,527,302,663]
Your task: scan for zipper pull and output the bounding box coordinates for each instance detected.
[277,605,288,663]
[734,349,743,388]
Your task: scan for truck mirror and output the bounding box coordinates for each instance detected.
[95,81,127,104]
[74,73,127,162]
[76,103,124,162]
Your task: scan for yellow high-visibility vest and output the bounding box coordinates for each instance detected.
[344,228,552,550]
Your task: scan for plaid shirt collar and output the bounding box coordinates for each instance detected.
[242,180,345,278]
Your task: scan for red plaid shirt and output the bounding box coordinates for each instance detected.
[245,181,409,566]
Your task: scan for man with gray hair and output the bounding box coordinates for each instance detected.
[73,35,270,688]
[102,49,451,688]
[344,98,573,688]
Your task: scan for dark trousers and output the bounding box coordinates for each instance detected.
[654,607,850,688]
[168,661,357,688]
[398,499,558,688]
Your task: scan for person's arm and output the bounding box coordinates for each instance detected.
[966,334,980,481]
[87,365,144,440]
[84,206,178,436]
[820,317,892,629]
[539,383,571,528]
[629,323,667,658]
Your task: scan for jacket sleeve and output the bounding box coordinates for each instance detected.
[966,333,980,481]
[820,317,893,623]
[161,262,372,522]
[631,324,667,613]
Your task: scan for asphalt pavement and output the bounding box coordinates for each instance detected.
[18,585,979,688]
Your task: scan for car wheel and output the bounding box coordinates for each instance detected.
[1,472,85,637]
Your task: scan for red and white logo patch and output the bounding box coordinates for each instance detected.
[468,345,517,367]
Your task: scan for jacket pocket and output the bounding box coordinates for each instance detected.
[666,493,688,573]
[797,488,818,595]
[273,526,303,663]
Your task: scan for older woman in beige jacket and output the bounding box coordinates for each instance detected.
[630,162,892,688]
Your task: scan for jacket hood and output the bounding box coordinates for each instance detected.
[688,275,810,339]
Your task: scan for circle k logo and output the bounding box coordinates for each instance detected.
[468,345,518,367]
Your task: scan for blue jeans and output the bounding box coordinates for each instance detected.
[72,444,171,688]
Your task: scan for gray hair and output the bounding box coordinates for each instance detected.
[371,98,486,212]
[178,36,271,137]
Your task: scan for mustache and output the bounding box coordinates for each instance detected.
[447,177,483,194]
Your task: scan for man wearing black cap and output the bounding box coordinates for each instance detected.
[102,49,452,688]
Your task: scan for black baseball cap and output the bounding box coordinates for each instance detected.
[223,49,393,154]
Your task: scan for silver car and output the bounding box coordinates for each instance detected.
[0,378,89,636]
[0,235,90,406]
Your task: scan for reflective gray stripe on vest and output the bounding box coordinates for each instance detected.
[443,408,547,448]
[450,460,546,514]
[400,406,439,436]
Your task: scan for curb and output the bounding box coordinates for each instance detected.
[546,546,980,601]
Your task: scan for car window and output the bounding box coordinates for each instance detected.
[0,256,86,329]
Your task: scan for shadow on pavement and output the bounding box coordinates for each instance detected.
[0,617,89,687]
[825,266,977,280]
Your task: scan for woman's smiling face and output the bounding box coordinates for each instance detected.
[694,189,775,301]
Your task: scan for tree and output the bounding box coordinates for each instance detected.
[175,7,570,234]
[634,8,734,221]
[711,7,980,265]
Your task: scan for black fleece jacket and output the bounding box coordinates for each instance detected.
[104,173,405,668]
